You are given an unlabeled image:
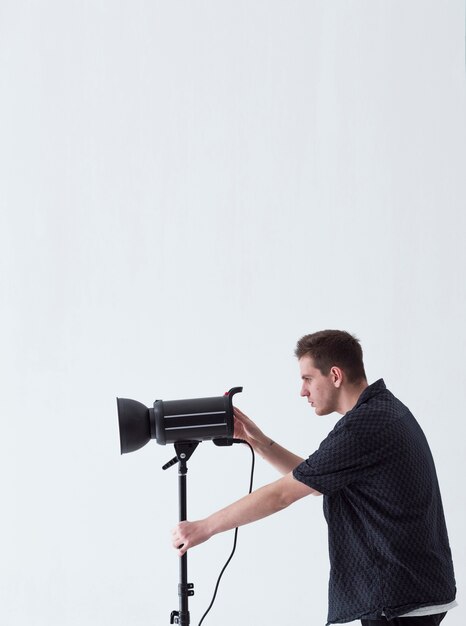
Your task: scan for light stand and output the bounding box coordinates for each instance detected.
[116,388,243,625]
[163,441,200,626]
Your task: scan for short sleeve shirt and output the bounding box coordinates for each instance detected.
[293,379,456,624]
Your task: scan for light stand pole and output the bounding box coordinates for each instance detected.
[163,441,200,626]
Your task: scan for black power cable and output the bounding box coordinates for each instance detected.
[198,439,255,626]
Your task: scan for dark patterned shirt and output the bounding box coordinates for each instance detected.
[293,379,456,624]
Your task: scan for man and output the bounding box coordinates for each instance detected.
[172,330,456,625]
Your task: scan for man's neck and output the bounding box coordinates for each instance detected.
[337,380,369,415]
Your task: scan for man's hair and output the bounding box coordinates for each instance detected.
[295,330,367,384]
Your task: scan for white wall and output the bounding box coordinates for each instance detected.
[1,1,465,624]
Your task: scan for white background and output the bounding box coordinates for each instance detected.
[1,1,465,625]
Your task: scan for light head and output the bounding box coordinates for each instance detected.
[117,387,243,453]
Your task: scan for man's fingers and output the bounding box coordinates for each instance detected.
[171,519,209,556]
[233,409,249,424]
[234,407,254,424]
[172,529,183,548]
[172,522,189,554]
[173,537,187,553]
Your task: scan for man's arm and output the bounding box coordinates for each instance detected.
[234,406,305,474]
[172,472,321,556]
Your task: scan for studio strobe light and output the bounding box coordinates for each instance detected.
[117,386,243,452]
[116,387,243,626]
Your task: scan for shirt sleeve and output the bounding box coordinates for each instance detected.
[293,421,391,496]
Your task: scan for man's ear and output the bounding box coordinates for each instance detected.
[330,366,344,388]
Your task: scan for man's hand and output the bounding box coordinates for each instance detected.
[233,406,266,445]
[171,520,212,557]
[234,406,305,474]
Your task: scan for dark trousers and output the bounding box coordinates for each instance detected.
[361,612,447,626]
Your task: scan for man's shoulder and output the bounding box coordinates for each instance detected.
[342,384,411,437]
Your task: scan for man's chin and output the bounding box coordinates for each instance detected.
[314,406,331,416]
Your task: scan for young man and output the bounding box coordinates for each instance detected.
[172,330,456,625]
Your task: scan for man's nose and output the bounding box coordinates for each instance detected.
[300,384,308,397]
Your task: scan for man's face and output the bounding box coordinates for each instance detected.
[299,355,339,416]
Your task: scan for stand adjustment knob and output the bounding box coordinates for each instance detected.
[178,582,194,597]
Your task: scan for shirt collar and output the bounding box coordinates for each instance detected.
[353,378,386,410]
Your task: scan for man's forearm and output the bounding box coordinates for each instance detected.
[251,438,304,475]
[207,478,288,537]
[172,473,319,555]
[206,472,317,535]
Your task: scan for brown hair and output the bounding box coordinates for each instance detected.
[295,330,367,383]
